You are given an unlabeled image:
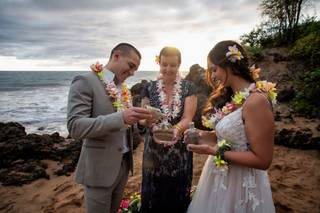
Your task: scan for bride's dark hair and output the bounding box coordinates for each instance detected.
[203,40,255,115]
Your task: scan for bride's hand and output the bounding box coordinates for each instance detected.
[184,129,216,145]
[187,143,218,155]
[199,130,217,145]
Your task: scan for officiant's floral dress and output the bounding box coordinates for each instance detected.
[140,80,196,213]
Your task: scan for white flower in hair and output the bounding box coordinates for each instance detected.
[226,45,244,63]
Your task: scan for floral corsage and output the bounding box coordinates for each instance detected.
[214,139,232,171]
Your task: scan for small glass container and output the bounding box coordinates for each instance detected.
[185,122,199,144]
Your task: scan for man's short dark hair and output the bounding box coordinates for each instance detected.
[110,43,141,59]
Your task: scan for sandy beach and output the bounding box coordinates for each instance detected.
[0,139,319,213]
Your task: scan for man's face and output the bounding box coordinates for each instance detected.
[114,50,140,83]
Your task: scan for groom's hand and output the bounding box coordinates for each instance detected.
[123,107,152,125]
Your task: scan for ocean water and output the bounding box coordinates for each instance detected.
[0,71,162,137]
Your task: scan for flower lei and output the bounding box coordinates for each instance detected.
[156,75,183,122]
[202,65,277,130]
[202,81,277,129]
[91,62,132,111]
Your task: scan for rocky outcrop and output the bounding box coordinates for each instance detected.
[277,86,295,102]
[184,64,213,129]
[274,105,320,149]
[257,48,309,104]
[0,122,82,186]
[185,64,212,96]
[131,79,149,107]
[0,122,26,142]
[275,127,319,150]
[0,160,49,186]
[0,121,143,186]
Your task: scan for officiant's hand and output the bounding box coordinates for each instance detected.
[162,128,180,147]
[123,107,152,125]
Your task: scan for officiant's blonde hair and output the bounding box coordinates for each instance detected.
[159,46,181,64]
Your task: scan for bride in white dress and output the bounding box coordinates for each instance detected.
[185,40,276,213]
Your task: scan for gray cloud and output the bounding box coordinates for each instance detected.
[3,0,316,70]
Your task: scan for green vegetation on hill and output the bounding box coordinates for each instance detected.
[240,0,320,118]
[292,68,320,118]
[290,19,320,67]
[241,18,320,66]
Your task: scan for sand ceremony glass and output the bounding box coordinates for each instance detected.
[145,105,175,145]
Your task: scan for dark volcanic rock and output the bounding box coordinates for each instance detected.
[185,64,212,129]
[0,132,66,168]
[270,52,289,63]
[131,79,148,96]
[131,80,149,107]
[54,139,82,176]
[0,160,49,186]
[185,64,212,96]
[277,87,295,102]
[0,122,26,142]
[275,127,319,150]
[0,122,82,186]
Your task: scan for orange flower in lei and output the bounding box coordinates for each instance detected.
[91,62,132,111]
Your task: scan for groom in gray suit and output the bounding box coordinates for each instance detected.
[67,43,151,213]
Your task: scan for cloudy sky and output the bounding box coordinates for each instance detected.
[0,0,319,71]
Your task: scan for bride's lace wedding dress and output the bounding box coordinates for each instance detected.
[187,107,275,213]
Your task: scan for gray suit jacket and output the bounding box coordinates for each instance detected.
[67,72,134,187]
